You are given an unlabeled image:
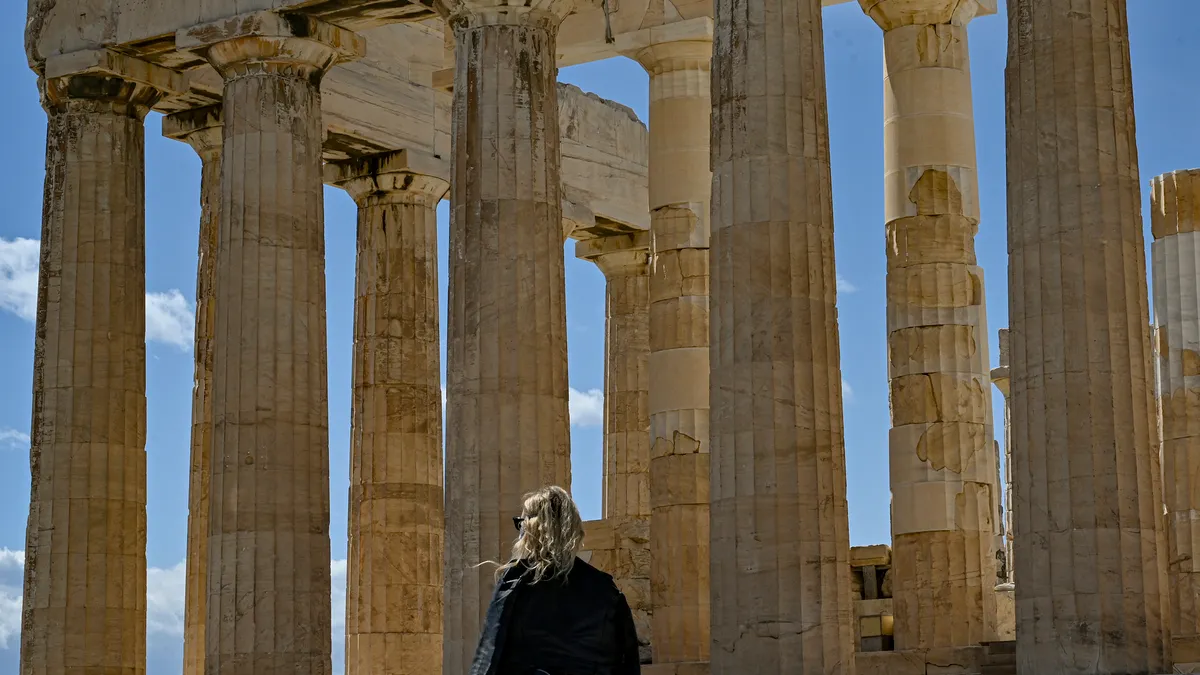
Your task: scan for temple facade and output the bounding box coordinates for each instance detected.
[16,0,1188,674]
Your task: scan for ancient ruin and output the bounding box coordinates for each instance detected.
[16,0,1187,673]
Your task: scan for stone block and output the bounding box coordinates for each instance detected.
[852,544,892,567]
[856,650,926,675]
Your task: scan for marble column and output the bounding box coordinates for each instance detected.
[990,328,1012,584]
[442,1,574,671]
[20,50,180,675]
[162,105,223,675]
[577,231,653,657]
[326,150,448,675]
[1007,2,1168,672]
[631,31,714,668]
[179,14,364,675]
[709,0,855,670]
[1152,169,1200,666]
[860,0,999,651]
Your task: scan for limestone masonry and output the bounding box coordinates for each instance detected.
[15,0,1186,674]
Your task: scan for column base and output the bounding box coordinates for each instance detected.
[643,662,708,675]
[856,646,983,675]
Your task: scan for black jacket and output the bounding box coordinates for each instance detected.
[469,558,642,675]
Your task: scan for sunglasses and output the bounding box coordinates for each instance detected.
[513,516,526,532]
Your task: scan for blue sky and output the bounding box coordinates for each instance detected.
[1,2,1198,674]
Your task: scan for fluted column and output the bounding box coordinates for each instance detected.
[990,328,1012,584]
[577,231,653,656]
[627,30,714,668]
[442,1,574,671]
[162,105,223,675]
[860,0,999,650]
[1007,3,1168,672]
[20,50,180,675]
[709,0,855,670]
[326,150,448,675]
[179,14,364,675]
[1152,169,1200,666]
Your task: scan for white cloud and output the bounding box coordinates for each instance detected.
[0,237,39,321]
[145,290,195,351]
[837,274,856,294]
[842,379,854,404]
[331,559,347,675]
[0,428,30,449]
[0,238,195,350]
[146,560,187,636]
[569,387,604,427]
[0,549,26,650]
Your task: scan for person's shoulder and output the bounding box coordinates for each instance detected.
[571,558,620,592]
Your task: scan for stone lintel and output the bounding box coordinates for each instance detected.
[177,11,366,64]
[162,105,223,155]
[614,17,713,60]
[562,198,596,240]
[324,148,450,203]
[575,230,650,259]
[44,48,185,95]
[1151,169,1200,240]
[575,231,650,277]
[859,0,996,30]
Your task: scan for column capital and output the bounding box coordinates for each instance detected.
[859,0,996,30]
[325,149,450,205]
[443,2,576,32]
[41,48,185,116]
[178,11,365,78]
[163,105,223,160]
[1151,169,1200,240]
[575,231,650,278]
[615,18,713,74]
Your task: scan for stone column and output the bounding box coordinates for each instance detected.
[860,0,999,652]
[709,0,855,670]
[626,26,714,669]
[990,329,1012,584]
[19,50,180,675]
[1007,2,1168,673]
[1152,169,1200,667]
[326,150,449,675]
[442,1,574,671]
[178,14,364,675]
[162,105,223,675]
[577,231,653,658]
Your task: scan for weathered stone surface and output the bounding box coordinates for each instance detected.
[631,33,713,667]
[20,61,165,675]
[989,329,1011,585]
[199,18,358,675]
[1007,2,1169,672]
[327,151,448,675]
[1152,169,1200,657]
[861,0,999,652]
[577,232,653,659]
[709,0,855,670]
[442,2,574,671]
[162,104,223,675]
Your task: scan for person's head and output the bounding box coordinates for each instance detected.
[501,485,584,584]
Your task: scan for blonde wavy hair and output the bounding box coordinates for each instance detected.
[496,486,585,584]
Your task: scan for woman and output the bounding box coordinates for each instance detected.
[470,486,642,675]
